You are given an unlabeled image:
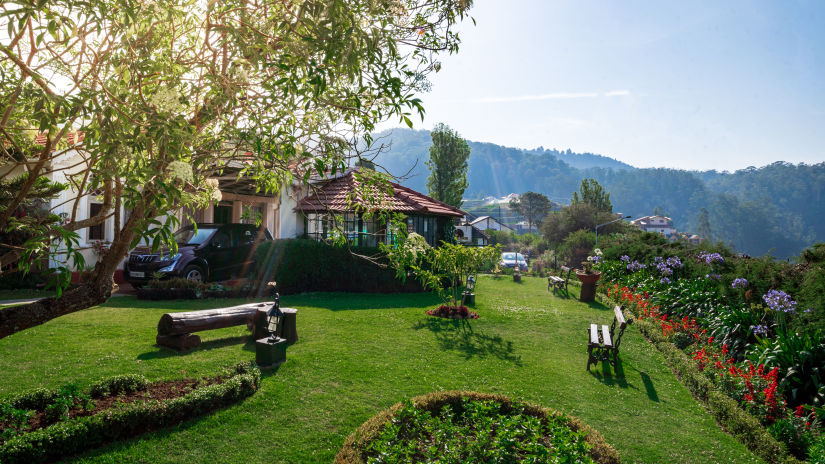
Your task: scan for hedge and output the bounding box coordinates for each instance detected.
[0,362,260,464]
[595,293,801,464]
[335,390,620,464]
[253,239,423,295]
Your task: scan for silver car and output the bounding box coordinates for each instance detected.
[500,252,528,271]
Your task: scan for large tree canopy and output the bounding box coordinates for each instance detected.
[0,0,473,338]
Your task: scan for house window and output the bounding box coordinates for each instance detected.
[88,203,105,241]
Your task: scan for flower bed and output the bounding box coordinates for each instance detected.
[0,362,260,463]
[600,247,825,462]
[426,305,479,319]
[335,391,619,464]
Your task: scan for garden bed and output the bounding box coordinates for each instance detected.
[336,391,619,464]
[0,362,260,463]
[425,305,479,319]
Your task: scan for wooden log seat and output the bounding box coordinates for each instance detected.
[156,302,270,350]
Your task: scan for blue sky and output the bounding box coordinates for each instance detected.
[381,0,825,171]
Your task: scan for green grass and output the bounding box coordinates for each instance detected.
[0,276,762,463]
[0,288,54,303]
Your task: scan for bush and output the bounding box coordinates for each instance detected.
[335,391,619,464]
[89,374,150,398]
[0,362,260,464]
[252,239,424,295]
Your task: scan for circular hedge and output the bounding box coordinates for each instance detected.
[335,390,620,464]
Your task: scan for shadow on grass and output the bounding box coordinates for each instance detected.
[137,335,254,360]
[640,370,659,402]
[586,300,612,311]
[411,317,522,365]
[589,358,629,388]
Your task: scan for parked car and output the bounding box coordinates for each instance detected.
[500,252,528,272]
[124,223,273,287]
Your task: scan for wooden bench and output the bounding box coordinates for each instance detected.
[547,265,572,295]
[586,305,631,373]
[156,302,297,350]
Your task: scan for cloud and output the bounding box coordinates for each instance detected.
[604,89,631,97]
[469,90,631,103]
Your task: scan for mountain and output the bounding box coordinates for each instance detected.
[367,128,825,259]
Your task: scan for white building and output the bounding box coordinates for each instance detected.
[470,215,513,232]
[630,215,676,236]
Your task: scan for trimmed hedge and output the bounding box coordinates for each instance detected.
[0,362,260,464]
[335,390,620,464]
[253,239,423,295]
[596,293,801,464]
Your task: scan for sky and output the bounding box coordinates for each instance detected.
[379,0,825,171]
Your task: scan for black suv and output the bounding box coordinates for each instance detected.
[124,223,273,287]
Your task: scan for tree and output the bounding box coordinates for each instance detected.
[697,207,712,243]
[571,179,612,213]
[426,123,470,208]
[0,0,473,338]
[509,191,551,233]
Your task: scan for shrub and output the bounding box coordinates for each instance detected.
[0,362,260,464]
[89,374,150,398]
[253,239,424,295]
[335,391,619,464]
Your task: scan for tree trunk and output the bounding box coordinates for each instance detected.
[0,212,141,340]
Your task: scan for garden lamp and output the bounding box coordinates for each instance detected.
[266,293,284,342]
[466,275,476,293]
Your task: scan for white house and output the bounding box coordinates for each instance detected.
[470,215,513,232]
[630,215,676,236]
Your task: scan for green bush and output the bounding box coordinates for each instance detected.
[0,362,260,464]
[89,374,150,398]
[253,239,423,295]
[748,330,825,407]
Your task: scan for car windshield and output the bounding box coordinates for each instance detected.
[516,253,525,261]
[175,227,217,245]
[502,253,516,260]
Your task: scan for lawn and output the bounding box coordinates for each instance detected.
[0,276,762,463]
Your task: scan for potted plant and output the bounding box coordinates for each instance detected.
[576,249,603,302]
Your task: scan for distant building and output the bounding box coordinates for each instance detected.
[630,215,676,236]
[470,215,513,232]
[514,221,538,234]
[454,220,490,247]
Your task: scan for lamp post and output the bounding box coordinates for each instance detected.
[255,288,288,368]
[462,274,476,306]
[595,216,631,247]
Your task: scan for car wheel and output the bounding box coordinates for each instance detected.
[182,265,205,282]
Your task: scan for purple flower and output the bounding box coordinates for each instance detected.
[627,260,646,272]
[660,277,671,285]
[666,256,683,268]
[655,261,672,275]
[731,278,749,289]
[706,273,721,281]
[591,255,602,263]
[654,256,664,264]
[620,255,630,263]
[762,290,797,313]
[753,324,768,336]
[805,308,813,313]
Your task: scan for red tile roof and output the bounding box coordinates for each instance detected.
[33,131,85,146]
[296,170,465,217]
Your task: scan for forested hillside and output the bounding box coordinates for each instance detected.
[369,128,825,258]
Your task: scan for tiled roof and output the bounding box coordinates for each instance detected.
[33,131,85,146]
[295,170,465,217]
